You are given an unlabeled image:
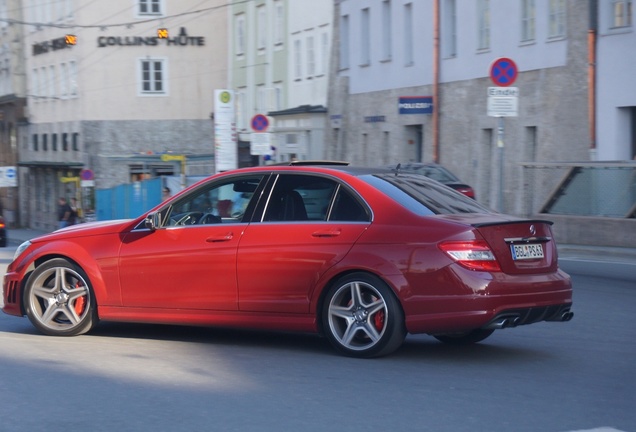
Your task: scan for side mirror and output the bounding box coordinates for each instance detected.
[144,212,162,231]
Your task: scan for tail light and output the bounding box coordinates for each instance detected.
[438,240,501,272]
[454,186,475,199]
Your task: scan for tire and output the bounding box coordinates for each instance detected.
[433,329,495,345]
[322,272,406,358]
[23,258,98,336]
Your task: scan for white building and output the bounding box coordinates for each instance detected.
[18,0,228,231]
[596,0,636,160]
[229,0,332,164]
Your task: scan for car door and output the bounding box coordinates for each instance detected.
[118,175,265,310]
[237,174,371,314]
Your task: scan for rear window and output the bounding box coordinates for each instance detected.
[362,173,490,215]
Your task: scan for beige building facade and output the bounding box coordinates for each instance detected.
[18,0,228,231]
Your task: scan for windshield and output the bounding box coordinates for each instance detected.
[363,173,490,215]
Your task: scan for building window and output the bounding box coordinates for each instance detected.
[62,132,68,151]
[340,14,350,69]
[32,68,39,99]
[306,35,315,77]
[319,31,329,75]
[256,85,266,114]
[40,66,47,99]
[549,0,566,37]
[404,3,415,64]
[139,58,167,95]
[273,83,283,111]
[52,133,58,151]
[521,0,536,42]
[42,133,48,151]
[235,13,246,56]
[274,1,284,46]
[138,0,162,16]
[32,134,38,151]
[294,38,302,79]
[257,5,267,51]
[477,0,490,50]
[360,8,371,66]
[59,62,67,97]
[236,89,247,130]
[49,65,56,98]
[382,0,392,61]
[72,132,79,151]
[442,0,457,57]
[68,60,77,97]
[612,0,632,27]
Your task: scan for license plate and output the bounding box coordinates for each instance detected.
[511,243,544,260]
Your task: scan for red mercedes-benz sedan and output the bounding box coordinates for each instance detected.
[2,163,573,357]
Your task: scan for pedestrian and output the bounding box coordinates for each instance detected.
[68,197,79,225]
[57,197,72,229]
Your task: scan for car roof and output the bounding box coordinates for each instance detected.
[229,161,396,177]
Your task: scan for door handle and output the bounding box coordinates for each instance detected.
[312,229,341,238]
[206,232,234,242]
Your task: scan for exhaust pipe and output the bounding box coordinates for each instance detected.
[561,311,574,322]
[485,315,521,329]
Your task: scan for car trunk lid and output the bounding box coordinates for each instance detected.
[473,219,558,275]
[432,214,558,275]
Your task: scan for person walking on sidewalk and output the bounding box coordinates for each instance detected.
[68,197,79,225]
[57,197,72,229]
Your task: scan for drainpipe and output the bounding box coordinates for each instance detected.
[588,0,598,158]
[433,0,440,163]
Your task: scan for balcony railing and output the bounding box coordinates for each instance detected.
[521,162,636,218]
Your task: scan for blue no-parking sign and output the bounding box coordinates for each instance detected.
[251,114,269,132]
[490,57,518,87]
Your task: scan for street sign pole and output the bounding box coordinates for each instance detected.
[488,57,518,214]
[497,117,505,213]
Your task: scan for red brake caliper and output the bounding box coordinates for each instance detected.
[374,310,385,331]
[74,282,86,315]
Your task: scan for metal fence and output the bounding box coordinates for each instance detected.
[96,178,162,221]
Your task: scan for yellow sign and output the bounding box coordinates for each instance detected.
[160,154,185,162]
[157,28,169,39]
[60,176,79,183]
[219,91,231,104]
[65,34,77,45]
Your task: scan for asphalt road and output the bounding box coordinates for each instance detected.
[0,245,634,432]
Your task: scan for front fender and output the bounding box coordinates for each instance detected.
[19,237,122,307]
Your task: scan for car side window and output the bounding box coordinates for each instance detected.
[329,187,370,222]
[263,175,337,222]
[164,175,264,227]
[261,174,370,223]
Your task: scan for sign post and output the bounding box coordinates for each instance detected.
[488,58,519,212]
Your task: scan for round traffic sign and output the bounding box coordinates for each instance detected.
[80,169,94,181]
[490,57,518,87]
[251,114,269,132]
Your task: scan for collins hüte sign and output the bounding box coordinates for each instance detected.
[98,27,204,48]
[399,96,433,115]
[33,27,205,56]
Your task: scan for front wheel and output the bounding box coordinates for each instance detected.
[433,329,495,345]
[322,272,406,358]
[23,258,98,336]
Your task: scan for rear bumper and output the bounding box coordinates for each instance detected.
[402,266,573,335]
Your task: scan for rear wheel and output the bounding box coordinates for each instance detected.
[433,329,494,345]
[23,258,97,336]
[322,272,406,358]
